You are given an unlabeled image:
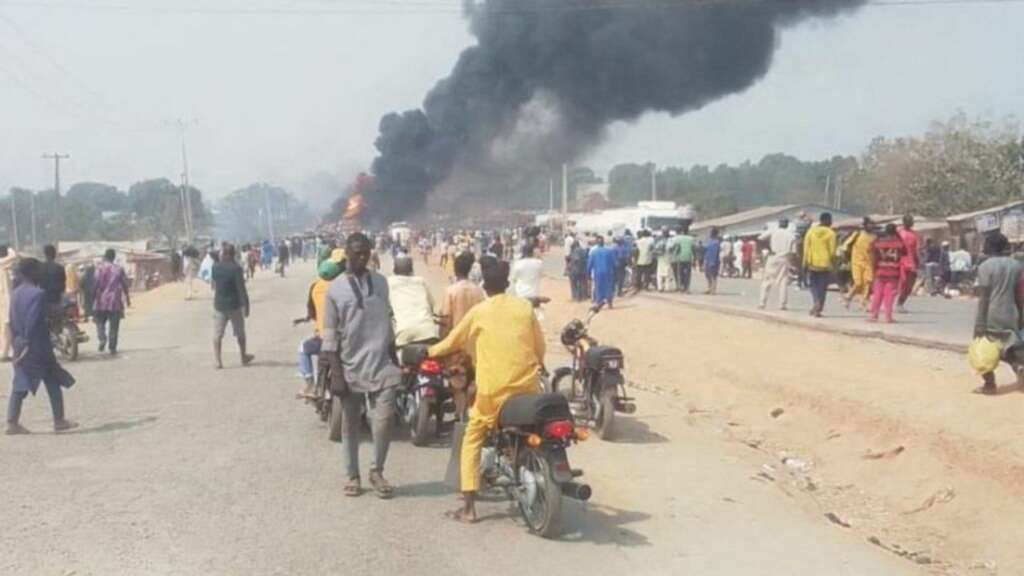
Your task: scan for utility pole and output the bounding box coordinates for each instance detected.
[29,191,37,248]
[561,163,568,222]
[42,152,69,242]
[180,172,193,244]
[651,162,657,202]
[264,185,276,242]
[823,173,831,207]
[10,191,19,250]
[835,175,843,211]
[168,118,197,243]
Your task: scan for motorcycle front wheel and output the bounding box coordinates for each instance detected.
[515,447,562,539]
[328,395,344,442]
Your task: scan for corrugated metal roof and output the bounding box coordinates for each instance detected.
[946,201,1024,223]
[691,205,796,231]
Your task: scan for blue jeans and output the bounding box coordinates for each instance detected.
[298,336,321,380]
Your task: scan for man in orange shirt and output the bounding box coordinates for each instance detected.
[438,252,485,419]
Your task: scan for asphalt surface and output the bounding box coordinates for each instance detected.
[1,260,918,575]
[543,253,974,348]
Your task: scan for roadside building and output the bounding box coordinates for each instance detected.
[946,201,1024,253]
[691,204,858,240]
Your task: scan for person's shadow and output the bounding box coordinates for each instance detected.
[62,415,159,435]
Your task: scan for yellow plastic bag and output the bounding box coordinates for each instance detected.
[968,337,1002,375]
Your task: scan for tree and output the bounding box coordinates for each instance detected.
[218,183,314,242]
[847,112,1024,217]
[128,178,208,245]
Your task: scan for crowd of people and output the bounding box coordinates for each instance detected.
[285,227,545,516]
[2,244,132,434]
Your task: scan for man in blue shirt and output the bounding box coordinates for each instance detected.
[587,236,617,308]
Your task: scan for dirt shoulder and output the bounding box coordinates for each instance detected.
[535,274,1021,575]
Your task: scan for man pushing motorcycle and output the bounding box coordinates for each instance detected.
[426,255,546,523]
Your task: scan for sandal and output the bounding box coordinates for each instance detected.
[344,477,362,497]
[369,471,394,499]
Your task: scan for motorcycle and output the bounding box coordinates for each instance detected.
[449,390,591,539]
[549,302,635,440]
[50,297,89,362]
[397,343,454,447]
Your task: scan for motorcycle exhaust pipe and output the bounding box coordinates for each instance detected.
[561,481,592,502]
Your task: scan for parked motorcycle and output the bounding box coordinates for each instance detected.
[549,303,635,440]
[449,391,591,539]
[50,297,89,362]
[397,344,453,446]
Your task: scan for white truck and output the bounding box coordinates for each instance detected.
[571,202,695,236]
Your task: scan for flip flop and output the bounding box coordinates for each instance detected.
[369,472,394,500]
[343,478,362,497]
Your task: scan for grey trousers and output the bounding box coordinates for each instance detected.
[340,386,398,479]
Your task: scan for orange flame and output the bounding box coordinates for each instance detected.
[344,194,365,220]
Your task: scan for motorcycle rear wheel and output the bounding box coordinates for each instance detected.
[515,447,562,539]
[410,396,433,447]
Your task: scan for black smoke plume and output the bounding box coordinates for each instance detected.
[365,0,864,223]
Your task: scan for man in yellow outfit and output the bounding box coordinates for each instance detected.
[428,255,545,523]
[803,212,837,317]
[843,217,876,310]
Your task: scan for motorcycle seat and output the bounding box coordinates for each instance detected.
[584,345,623,369]
[499,393,572,427]
[398,340,438,367]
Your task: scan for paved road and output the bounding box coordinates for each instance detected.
[544,253,973,348]
[1,260,917,575]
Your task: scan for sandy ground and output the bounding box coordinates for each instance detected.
[0,257,959,575]
[535,270,1024,576]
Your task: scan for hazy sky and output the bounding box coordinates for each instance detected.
[1,0,1021,208]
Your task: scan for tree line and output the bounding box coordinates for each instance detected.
[2,179,315,248]
[606,112,1024,220]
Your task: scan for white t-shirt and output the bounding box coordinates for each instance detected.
[949,250,972,272]
[760,227,797,256]
[510,257,544,299]
[388,275,439,347]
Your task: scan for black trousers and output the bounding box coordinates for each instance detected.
[95,311,122,352]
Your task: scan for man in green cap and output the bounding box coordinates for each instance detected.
[293,255,344,399]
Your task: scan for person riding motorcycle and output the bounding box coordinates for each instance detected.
[388,254,439,349]
[293,250,345,399]
[426,255,545,523]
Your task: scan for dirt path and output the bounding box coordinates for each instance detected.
[534,271,1023,575]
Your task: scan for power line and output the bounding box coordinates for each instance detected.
[0,10,113,106]
[0,0,1021,15]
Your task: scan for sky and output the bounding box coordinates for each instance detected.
[1,0,1022,209]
